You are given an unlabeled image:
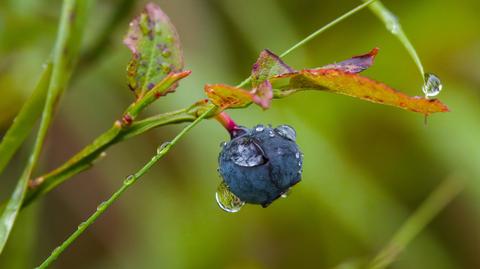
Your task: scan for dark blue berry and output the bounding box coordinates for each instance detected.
[218,124,303,207]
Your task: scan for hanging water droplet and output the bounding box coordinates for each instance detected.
[157,142,171,154]
[268,130,275,137]
[215,181,245,213]
[230,139,266,167]
[220,141,227,148]
[255,125,265,132]
[422,73,443,98]
[123,175,135,185]
[274,125,296,141]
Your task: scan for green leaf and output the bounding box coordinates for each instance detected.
[124,2,184,99]
[249,49,293,109]
[270,69,449,115]
[251,49,293,88]
[0,62,52,176]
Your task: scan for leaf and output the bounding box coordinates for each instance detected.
[251,49,293,88]
[270,69,449,115]
[320,47,379,74]
[251,80,273,109]
[204,84,253,109]
[248,49,293,109]
[124,2,183,98]
[0,62,52,177]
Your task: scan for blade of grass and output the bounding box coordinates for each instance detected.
[35,105,216,269]
[0,62,52,176]
[363,0,425,80]
[0,0,90,253]
[368,175,465,269]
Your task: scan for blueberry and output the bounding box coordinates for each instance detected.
[218,124,303,207]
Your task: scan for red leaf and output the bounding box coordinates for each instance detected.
[320,48,379,74]
[271,69,449,115]
[251,80,273,109]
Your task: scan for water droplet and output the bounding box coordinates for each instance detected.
[295,152,300,159]
[157,142,171,154]
[77,221,87,230]
[123,175,135,185]
[97,201,107,211]
[422,73,443,98]
[215,181,244,213]
[255,125,265,132]
[274,125,296,141]
[268,130,275,137]
[220,141,227,148]
[230,139,266,167]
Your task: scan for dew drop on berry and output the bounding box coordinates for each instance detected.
[255,125,265,132]
[268,130,275,137]
[215,181,245,213]
[230,140,266,167]
[274,125,296,141]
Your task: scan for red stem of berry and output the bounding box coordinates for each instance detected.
[215,112,238,135]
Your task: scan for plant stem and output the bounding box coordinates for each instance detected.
[214,112,238,135]
[35,105,215,269]
[0,0,90,253]
[368,175,464,269]
[34,1,385,265]
[235,0,378,88]
[364,0,425,80]
[18,0,379,209]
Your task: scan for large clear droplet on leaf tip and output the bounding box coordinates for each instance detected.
[422,73,443,98]
[216,181,245,213]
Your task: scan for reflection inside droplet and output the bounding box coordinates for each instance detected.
[215,181,245,213]
[422,73,443,98]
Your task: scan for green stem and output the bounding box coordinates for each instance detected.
[364,0,425,80]
[236,0,378,88]
[35,105,215,269]
[34,1,385,265]
[15,0,380,210]
[0,0,90,253]
[368,175,464,269]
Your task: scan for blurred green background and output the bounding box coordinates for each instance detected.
[1,0,480,268]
